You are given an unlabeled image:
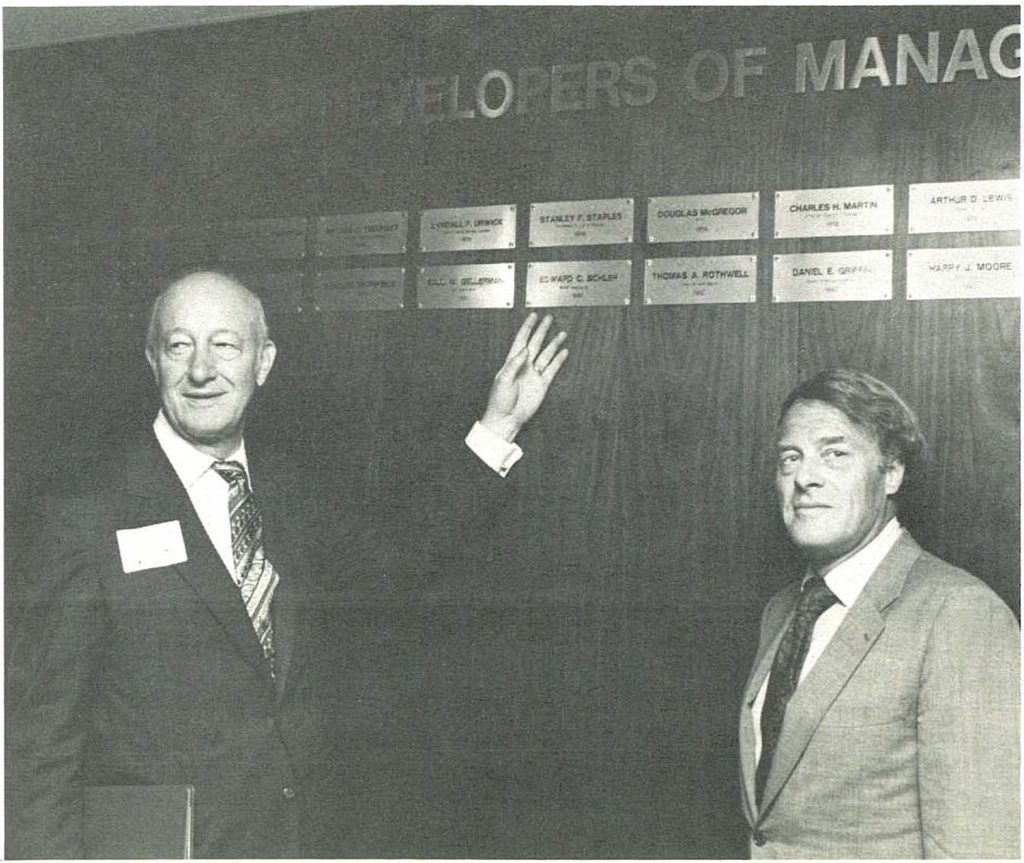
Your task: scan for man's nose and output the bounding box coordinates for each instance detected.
[793,456,823,490]
[187,347,216,383]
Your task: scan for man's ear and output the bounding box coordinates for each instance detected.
[884,458,906,496]
[256,339,277,387]
[145,347,158,383]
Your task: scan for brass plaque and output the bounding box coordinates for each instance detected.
[317,211,407,256]
[909,180,1019,234]
[220,216,307,260]
[526,260,632,307]
[645,256,757,305]
[529,198,634,247]
[314,267,405,310]
[907,247,1020,300]
[648,193,759,242]
[773,251,892,303]
[233,270,305,312]
[774,185,893,238]
[417,263,514,309]
[419,204,516,252]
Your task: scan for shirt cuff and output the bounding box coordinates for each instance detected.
[465,421,523,477]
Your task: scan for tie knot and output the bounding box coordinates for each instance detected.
[800,575,838,617]
[211,460,248,487]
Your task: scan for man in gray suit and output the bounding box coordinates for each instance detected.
[740,369,1019,858]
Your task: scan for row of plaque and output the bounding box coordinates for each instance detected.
[208,180,1017,261]
[243,246,1019,311]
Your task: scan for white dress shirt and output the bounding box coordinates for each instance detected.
[752,517,904,764]
[153,411,247,576]
[464,421,523,477]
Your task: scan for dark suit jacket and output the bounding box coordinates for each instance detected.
[739,532,1020,858]
[6,435,341,858]
[7,426,511,859]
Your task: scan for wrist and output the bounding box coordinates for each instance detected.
[479,413,521,443]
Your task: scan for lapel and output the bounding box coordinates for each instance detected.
[755,533,924,818]
[246,447,311,700]
[739,591,796,825]
[120,438,276,693]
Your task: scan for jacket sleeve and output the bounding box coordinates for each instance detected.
[314,426,512,597]
[917,581,1020,858]
[6,498,107,859]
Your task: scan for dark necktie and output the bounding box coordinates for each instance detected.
[755,575,838,807]
[211,460,279,677]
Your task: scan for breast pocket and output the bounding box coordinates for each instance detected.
[105,564,194,615]
[818,676,916,729]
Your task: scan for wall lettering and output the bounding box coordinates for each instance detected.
[339,24,1019,124]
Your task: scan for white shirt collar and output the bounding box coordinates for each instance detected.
[152,411,249,491]
[804,517,904,608]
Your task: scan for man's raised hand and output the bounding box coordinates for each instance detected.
[480,312,569,442]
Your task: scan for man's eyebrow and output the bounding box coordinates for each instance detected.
[776,434,848,451]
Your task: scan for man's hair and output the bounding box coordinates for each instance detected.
[779,369,926,482]
[145,271,269,355]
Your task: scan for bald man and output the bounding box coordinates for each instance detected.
[7,272,567,858]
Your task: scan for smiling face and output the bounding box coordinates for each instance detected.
[146,274,276,459]
[776,399,905,572]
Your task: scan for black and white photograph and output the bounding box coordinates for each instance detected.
[4,5,1020,858]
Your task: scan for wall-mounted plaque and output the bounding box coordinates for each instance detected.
[774,185,893,238]
[907,246,1020,300]
[317,211,407,256]
[526,260,632,307]
[644,255,757,305]
[234,270,305,311]
[648,193,759,242]
[220,217,307,260]
[417,263,514,309]
[419,204,516,252]
[908,180,1019,234]
[773,251,892,303]
[529,198,634,247]
[315,267,405,310]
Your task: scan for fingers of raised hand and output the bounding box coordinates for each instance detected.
[539,347,569,383]
[504,312,539,362]
[496,346,529,382]
[525,314,554,360]
[533,330,567,372]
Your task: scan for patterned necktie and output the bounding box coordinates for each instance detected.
[211,460,279,677]
[755,575,838,807]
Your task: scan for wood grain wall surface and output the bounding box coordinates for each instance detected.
[5,6,1019,857]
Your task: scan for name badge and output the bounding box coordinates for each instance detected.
[116,520,188,574]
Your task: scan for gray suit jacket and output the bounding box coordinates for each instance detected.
[739,532,1020,858]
